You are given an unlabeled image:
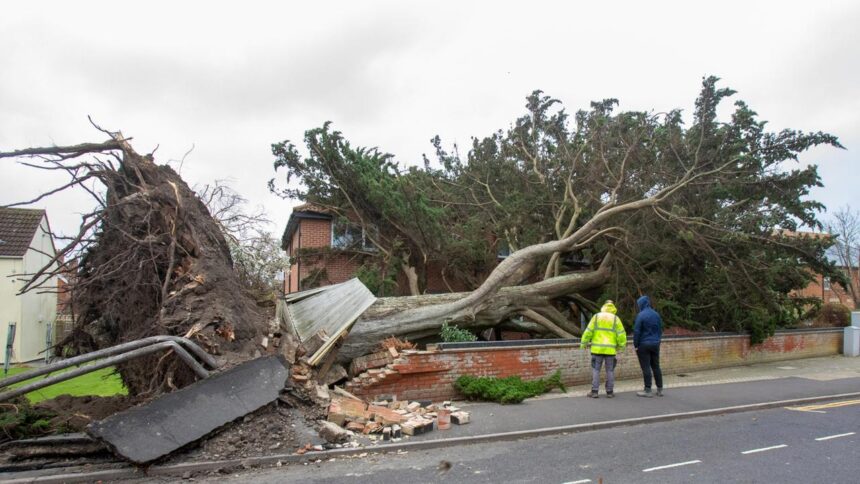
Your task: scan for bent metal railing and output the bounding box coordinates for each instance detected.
[0,336,218,402]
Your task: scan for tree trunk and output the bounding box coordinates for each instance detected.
[338,257,611,361]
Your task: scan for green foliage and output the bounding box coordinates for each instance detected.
[271,77,843,340]
[0,400,63,443]
[355,261,399,297]
[454,370,566,404]
[813,302,852,328]
[440,322,478,342]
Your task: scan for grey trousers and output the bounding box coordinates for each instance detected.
[591,354,617,393]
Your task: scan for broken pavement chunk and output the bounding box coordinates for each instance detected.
[87,355,289,465]
[87,356,289,464]
[318,421,351,444]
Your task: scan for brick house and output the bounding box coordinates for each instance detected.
[794,269,859,309]
[281,204,486,295]
[281,204,363,294]
[780,229,858,309]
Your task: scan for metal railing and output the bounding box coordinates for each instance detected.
[0,335,218,402]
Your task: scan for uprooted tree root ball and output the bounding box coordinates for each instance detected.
[0,126,269,396]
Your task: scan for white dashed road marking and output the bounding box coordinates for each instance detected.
[561,480,591,484]
[815,432,856,441]
[741,444,787,454]
[642,460,701,472]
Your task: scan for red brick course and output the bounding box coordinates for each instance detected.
[345,330,843,401]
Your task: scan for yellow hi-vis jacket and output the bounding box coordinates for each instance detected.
[581,301,627,355]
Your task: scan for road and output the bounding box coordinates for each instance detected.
[217,398,860,484]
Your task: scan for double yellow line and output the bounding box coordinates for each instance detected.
[786,398,860,413]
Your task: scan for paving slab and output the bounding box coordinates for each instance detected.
[87,355,289,464]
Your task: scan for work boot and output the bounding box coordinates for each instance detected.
[606,392,615,398]
[636,389,653,398]
[656,388,664,397]
[587,391,599,398]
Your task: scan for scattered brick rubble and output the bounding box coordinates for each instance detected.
[300,393,471,454]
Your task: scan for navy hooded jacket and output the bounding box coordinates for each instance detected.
[633,296,662,348]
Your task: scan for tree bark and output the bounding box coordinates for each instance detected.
[338,257,611,360]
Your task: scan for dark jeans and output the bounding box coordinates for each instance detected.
[636,343,663,390]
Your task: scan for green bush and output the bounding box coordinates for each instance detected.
[454,370,566,404]
[440,322,477,342]
[0,400,66,444]
[813,302,851,328]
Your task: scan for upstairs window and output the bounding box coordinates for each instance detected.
[331,219,375,251]
[823,277,832,291]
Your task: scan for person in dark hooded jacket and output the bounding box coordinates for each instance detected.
[633,295,663,397]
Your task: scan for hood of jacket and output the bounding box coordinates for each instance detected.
[637,295,652,312]
[601,301,617,314]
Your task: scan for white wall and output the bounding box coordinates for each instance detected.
[19,216,58,362]
[0,215,58,364]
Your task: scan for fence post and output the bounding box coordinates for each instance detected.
[45,321,53,364]
[4,322,16,376]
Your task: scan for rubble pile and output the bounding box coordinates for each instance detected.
[322,394,470,444]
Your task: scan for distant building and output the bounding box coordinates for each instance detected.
[780,229,858,309]
[0,208,58,363]
[795,269,858,309]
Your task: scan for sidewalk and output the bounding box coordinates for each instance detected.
[404,354,860,441]
[5,355,860,483]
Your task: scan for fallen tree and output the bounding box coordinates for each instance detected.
[1,123,267,395]
[273,77,842,359]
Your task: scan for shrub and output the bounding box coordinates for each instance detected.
[454,370,566,404]
[0,400,63,444]
[813,302,851,328]
[440,322,477,342]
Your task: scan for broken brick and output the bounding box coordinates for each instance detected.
[368,405,405,425]
[451,411,470,425]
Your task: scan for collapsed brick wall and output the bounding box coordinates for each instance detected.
[344,329,843,401]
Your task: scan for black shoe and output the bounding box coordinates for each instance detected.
[587,391,599,398]
[606,392,615,398]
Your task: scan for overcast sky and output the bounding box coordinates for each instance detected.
[1,1,858,240]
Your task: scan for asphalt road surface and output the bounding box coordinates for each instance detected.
[215,398,860,484]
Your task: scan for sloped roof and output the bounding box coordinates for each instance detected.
[0,208,45,257]
[281,204,333,250]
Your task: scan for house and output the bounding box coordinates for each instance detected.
[0,208,58,363]
[794,269,858,309]
[280,204,476,295]
[779,229,858,310]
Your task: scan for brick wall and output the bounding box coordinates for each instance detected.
[285,218,362,293]
[344,329,843,401]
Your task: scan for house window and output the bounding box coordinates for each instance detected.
[497,241,511,259]
[823,277,831,291]
[331,219,375,250]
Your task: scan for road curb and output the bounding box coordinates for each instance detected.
[7,391,860,483]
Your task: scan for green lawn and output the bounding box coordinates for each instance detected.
[1,365,127,403]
